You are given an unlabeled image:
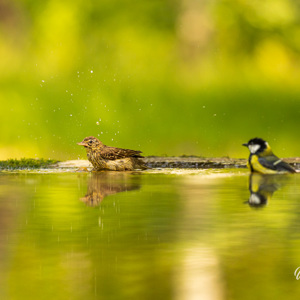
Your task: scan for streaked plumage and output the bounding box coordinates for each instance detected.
[243,138,296,174]
[80,173,141,206]
[78,136,147,171]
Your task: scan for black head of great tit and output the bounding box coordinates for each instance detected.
[242,138,296,174]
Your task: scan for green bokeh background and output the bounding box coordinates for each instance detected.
[1,0,300,160]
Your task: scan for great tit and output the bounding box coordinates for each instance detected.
[247,173,285,207]
[243,138,296,174]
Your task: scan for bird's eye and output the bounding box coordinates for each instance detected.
[88,140,93,145]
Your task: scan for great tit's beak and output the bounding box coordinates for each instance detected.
[242,143,248,147]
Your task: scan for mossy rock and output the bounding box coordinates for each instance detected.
[0,158,59,170]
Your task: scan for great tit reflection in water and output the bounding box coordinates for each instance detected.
[247,173,290,207]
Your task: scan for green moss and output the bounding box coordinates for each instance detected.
[0,158,59,170]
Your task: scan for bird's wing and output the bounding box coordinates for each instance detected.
[258,155,295,173]
[100,146,143,160]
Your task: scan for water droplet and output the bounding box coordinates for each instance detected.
[96,121,99,125]
[203,106,206,108]
[90,70,93,73]
[213,114,216,117]
[70,114,73,117]
[41,80,45,83]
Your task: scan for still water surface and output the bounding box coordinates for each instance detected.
[0,169,300,299]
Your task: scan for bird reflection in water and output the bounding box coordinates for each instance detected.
[247,173,290,207]
[80,172,141,206]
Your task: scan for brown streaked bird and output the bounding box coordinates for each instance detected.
[80,172,141,206]
[77,136,147,171]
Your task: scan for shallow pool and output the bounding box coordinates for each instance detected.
[0,169,300,299]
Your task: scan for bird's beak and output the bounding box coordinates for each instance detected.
[242,143,248,147]
[77,142,87,146]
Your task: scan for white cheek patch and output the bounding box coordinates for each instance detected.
[248,144,261,154]
[249,194,261,205]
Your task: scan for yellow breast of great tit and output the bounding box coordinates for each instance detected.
[248,154,278,174]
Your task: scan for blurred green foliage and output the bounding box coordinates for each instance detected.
[1,0,300,160]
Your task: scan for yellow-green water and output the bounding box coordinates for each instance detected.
[0,170,300,299]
